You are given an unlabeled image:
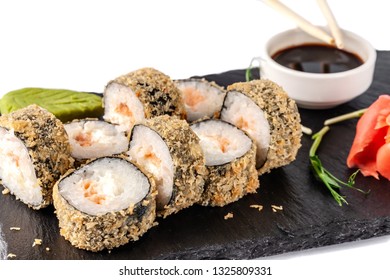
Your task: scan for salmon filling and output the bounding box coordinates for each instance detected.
[65,120,129,160]
[103,82,145,131]
[176,79,226,122]
[126,125,174,210]
[183,88,206,108]
[74,132,93,147]
[221,91,270,168]
[82,180,106,205]
[58,157,149,216]
[191,119,252,166]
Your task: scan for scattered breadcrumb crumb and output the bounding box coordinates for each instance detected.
[224,212,234,220]
[45,247,50,252]
[32,239,42,247]
[271,205,283,212]
[7,253,16,259]
[10,227,21,231]
[2,188,10,195]
[250,204,264,212]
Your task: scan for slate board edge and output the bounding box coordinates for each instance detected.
[1,51,389,260]
[157,216,390,260]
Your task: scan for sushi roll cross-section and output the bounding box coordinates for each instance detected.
[0,105,74,209]
[64,119,129,161]
[221,90,270,168]
[221,79,302,175]
[175,78,226,122]
[53,156,157,252]
[103,67,185,131]
[125,115,207,218]
[127,124,174,210]
[191,119,259,207]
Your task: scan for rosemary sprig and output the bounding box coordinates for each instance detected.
[309,126,369,206]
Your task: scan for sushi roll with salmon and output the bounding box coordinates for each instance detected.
[220,79,302,175]
[103,67,185,131]
[190,119,259,207]
[0,105,74,209]
[125,115,206,218]
[64,119,129,161]
[175,78,226,122]
[52,156,157,252]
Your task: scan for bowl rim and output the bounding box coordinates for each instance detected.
[262,27,377,79]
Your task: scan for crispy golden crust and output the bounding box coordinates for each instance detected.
[108,67,185,119]
[200,141,259,207]
[0,104,74,209]
[227,79,302,175]
[52,157,157,252]
[143,115,207,218]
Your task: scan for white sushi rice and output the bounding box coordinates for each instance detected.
[0,224,7,260]
[126,125,174,210]
[0,127,41,206]
[65,120,129,160]
[191,120,252,166]
[176,80,226,122]
[220,91,271,167]
[103,82,145,131]
[58,157,149,216]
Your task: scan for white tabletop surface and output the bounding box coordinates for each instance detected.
[0,0,390,266]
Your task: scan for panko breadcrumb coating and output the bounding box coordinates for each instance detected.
[200,140,259,207]
[104,67,185,124]
[132,115,207,218]
[226,79,302,175]
[52,157,157,252]
[0,105,74,209]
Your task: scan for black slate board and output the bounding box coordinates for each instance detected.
[1,52,390,260]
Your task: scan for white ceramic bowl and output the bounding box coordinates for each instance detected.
[255,27,376,109]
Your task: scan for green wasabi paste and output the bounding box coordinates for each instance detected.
[0,88,103,122]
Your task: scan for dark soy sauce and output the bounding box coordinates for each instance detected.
[271,43,363,74]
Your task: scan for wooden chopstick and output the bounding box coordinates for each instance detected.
[262,0,336,46]
[317,0,344,49]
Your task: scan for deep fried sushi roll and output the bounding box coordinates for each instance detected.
[52,156,157,252]
[64,119,129,161]
[190,119,259,207]
[175,78,226,122]
[0,105,73,209]
[221,79,302,175]
[125,115,206,218]
[103,67,185,131]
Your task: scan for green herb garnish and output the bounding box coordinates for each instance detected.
[324,108,367,126]
[245,65,253,82]
[309,126,369,206]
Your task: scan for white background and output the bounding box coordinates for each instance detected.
[0,0,390,271]
[0,0,389,95]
